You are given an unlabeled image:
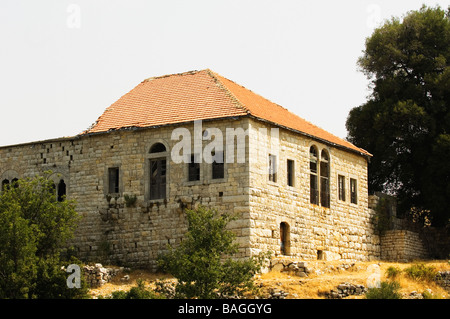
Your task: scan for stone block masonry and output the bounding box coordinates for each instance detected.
[381,230,428,262]
[0,116,381,269]
[0,118,252,270]
[247,118,380,262]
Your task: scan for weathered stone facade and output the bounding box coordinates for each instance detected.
[247,118,379,261]
[380,230,429,262]
[0,69,389,270]
[0,116,381,269]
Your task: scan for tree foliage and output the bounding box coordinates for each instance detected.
[158,206,270,299]
[0,172,88,298]
[346,5,450,226]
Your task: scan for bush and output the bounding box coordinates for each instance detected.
[403,263,437,282]
[158,206,270,299]
[386,266,402,279]
[106,279,162,299]
[365,281,402,299]
[0,172,88,299]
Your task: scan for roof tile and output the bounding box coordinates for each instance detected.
[83,69,370,156]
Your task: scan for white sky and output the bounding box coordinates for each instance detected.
[0,0,448,147]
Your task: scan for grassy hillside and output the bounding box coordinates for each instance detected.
[89,260,449,299]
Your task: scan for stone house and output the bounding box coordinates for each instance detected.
[0,69,380,269]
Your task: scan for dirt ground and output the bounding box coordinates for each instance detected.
[89,260,450,299]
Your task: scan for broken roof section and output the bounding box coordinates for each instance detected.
[83,69,371,157]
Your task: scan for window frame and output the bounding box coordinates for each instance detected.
[108,167,120,194]
[287,159,295,187]
[188,153,201,182]
[146,141,170,202]
[149,157,167,200]
[350,178,358,205]
[338,174,346,202]
[211,150,225,180]
[268,154,277,183]
[309,146,319,205]
[319,149,330,208]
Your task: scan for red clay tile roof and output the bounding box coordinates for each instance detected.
[83,69,371,157]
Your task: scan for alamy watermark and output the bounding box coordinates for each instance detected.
[170,120,279,167]
[66,264,81,289]
[66,4,81,29]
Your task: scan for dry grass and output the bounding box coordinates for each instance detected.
[89,260,450,299]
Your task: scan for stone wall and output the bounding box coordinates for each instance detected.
[247,118,380,261]
[380,230,429,262]
[0,116,382,269]
[435,271,450,291]
[0,118,252,270]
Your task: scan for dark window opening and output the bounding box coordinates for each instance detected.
[150,158,167,200]
[350,178,358,204]
[108,167,120,193]
[150,143,167,153]
[310,146,319,205]
[57,179,66,202]
[320,150,330,208]
[2,179,9,191]
[268,154,277,182]
[188,154,200,181]
[317,250,324,260]
[280,222,290,255]
[11,178,19,189]
[338,175,346,201]
[287,159,295,187]
[212,151,224,179]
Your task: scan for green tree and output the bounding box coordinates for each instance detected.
[346,5,450,226]
[0,173,88,298]
[158,206,269,299]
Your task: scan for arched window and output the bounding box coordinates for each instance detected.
[11,178,19,188]
[149,142,167,200]
[310,146,319,205]
[57,179,67,202]
[150,143,166,154]
[280,222,290,256]
[2,179,10,191]
[320,150,330,208]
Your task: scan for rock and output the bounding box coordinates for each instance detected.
[325,282,367,299]
[83,263,122,288]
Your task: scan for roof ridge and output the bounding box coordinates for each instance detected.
[143,69,202,82]
[205,69,251,115]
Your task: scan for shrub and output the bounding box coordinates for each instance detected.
[422,289,443,299]
[158,206,270,299]
[365,281,402,299]
[124,194,137,207]
[403,263,437,282]
[0,172,88,299]
[107,279,162,299]
[386,266,402,279]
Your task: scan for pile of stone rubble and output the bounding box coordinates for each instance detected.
[324,282,367,299]
[83,263,128,288]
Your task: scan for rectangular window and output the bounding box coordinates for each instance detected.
[268,154,277,182]
[188,154,200,181]
[310,158,318,204]
[338,175,346,201]
[108,167,119,193]
[320,160,330,208]
[150,158,166,200]
[350,178,358,204]
[287,159,295,187]
[212,151,224,179]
